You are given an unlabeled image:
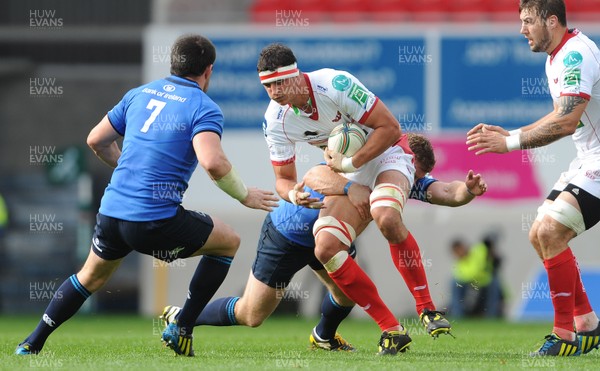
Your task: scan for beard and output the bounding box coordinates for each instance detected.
[531,27,552,53]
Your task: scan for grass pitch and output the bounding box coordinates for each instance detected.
[1,315,598,370]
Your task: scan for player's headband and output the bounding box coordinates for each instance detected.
[258,63,299,84]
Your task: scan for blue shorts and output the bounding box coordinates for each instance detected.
[91,205,214,261]
[252,214,356,289]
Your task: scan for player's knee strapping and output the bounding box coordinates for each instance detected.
[369,183,407,215]
[537,198,585,235]
[313,216,356,273]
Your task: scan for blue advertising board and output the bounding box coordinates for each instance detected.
[205,36,425,130]
[441,37,551,131]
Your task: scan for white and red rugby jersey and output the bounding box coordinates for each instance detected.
[546,29,600,163]
[263,68,379,166]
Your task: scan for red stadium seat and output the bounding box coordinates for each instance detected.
[250,0,330,24]
[569,0,600,23]
[489,0,520,22]
[447,0,490,22]
[330,0,369,23]
[368,0,410,22]
[406,0,449,22]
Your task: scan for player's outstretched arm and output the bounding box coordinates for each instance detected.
[427,170,487,207]
[87,115,122,168]
[193,132,278,211]
[466,97,587,155]
[303,165,371,220]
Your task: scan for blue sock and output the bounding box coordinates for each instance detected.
[24,274,91,351]
[176,255,233,334]
[315,292,353,340]
[195,296,239,326]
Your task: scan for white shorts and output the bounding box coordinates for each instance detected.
[551,158,600,197]
[343,145,415,190]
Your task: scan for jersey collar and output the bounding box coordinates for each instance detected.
[300,73,319,120]
[549,28,579,64]
[165,75,202,89]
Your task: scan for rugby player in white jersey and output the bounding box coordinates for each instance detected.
[257,43,452,355]
[466,0,600,357]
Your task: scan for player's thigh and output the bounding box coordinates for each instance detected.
[190,215,240,257]
[235,272,281,326]
[320,195,370,233]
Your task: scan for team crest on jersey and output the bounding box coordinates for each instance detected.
[332,75,351,91]
[563,51,583,68]
[163,84,176,92]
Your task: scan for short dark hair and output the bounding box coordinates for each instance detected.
[257,43,297,73]
[407,133,436,173]
[519,0,567,26]
[170,34,216,77]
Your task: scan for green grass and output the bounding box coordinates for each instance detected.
[1,315,599,370]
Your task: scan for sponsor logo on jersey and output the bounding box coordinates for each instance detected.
[316,84,328,93]
[348,83,369,108]
[163,84,176,92]
[563,68,581,87]
[276,107,285,120]
[563,51,583,68]
[332,74,351,91]
[304,130,318,136]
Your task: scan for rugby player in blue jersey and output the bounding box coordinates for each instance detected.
[161,133,487,351]
[15,34,278,357]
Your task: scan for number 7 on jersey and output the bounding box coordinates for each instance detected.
[140,98,167,133]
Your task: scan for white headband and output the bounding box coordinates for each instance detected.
[258,63,299,84]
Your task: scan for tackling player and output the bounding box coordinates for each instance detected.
[161,133,488,352]
[257,42,450,355]
[15,34,278,357]
[466,0,600,357]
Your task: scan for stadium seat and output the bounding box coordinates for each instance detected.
[330,0,369,23]
[489,0,520,22]
[250,0,331,24]
[406,0,449,22]
[569,0,600,23]
[250,0,282,23]
[368,0,410,22]
[447,0,490,22]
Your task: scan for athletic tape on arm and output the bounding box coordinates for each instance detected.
[214,167,249,201]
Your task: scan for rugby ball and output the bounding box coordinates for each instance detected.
[327,123,367,157]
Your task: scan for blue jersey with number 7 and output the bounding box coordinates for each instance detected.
[99,75,224,221]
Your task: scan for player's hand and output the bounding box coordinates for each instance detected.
[289,182,324,209]
[347,183,372,221]
[324,149,354,173]
[241,187,279,211]
[464,170,487,196]
[466,123,509,155]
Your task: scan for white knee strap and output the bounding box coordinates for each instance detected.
[545,199,585,235]
[370,183,407,214]
[313,216,356,247]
